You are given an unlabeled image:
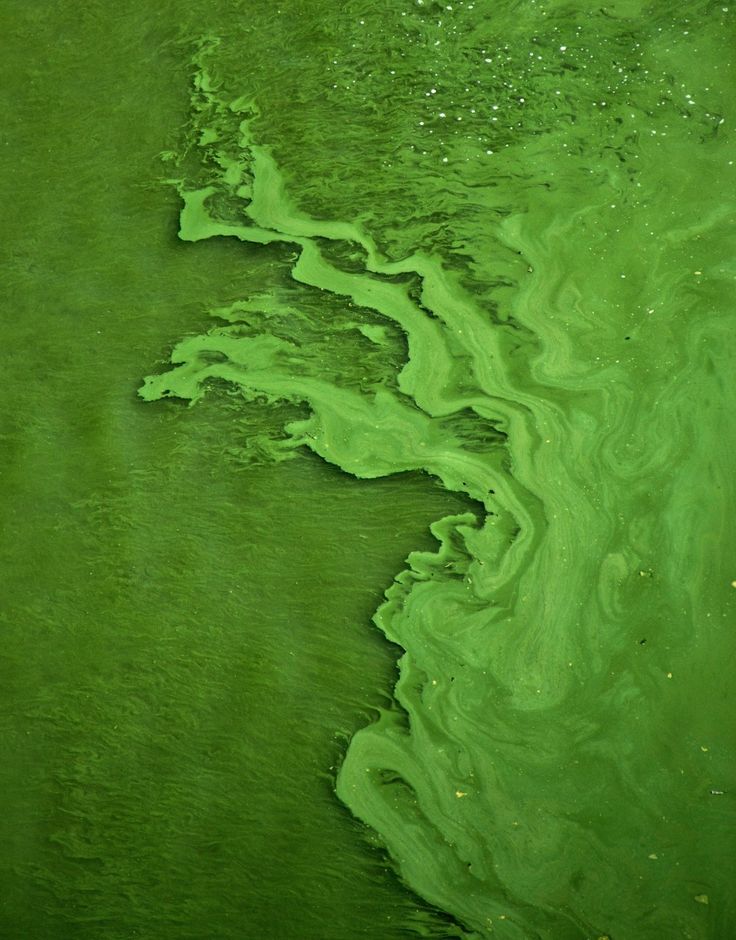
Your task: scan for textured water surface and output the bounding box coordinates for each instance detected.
[1,1,735,938]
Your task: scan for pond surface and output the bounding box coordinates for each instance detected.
[1,2,734,938]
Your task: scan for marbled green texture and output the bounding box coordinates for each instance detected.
[2,1,735,938]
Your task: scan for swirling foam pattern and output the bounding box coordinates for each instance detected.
[142,6,736,937]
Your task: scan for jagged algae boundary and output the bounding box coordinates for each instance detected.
[142,59,543,938]
[140,42,731,940]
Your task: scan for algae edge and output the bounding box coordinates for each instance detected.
[139,45,590,940]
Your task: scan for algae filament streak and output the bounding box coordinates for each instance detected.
[142,6,735,939]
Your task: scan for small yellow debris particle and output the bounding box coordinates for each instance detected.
[694,270,702,275]
[694,894,709,905]
[666,672,673,679]
[730,580,736,588]
[701,746,709,753]
[455,790,467,798]
[648,853,658,860]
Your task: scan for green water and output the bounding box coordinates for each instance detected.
[1,2,734,938]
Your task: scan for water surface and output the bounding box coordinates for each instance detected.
[1,2,734,938]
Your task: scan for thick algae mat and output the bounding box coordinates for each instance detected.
[2,1,736,938]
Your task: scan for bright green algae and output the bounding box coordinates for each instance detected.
[140,6,736,938]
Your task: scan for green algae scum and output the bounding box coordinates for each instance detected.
[1,2,734,938]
